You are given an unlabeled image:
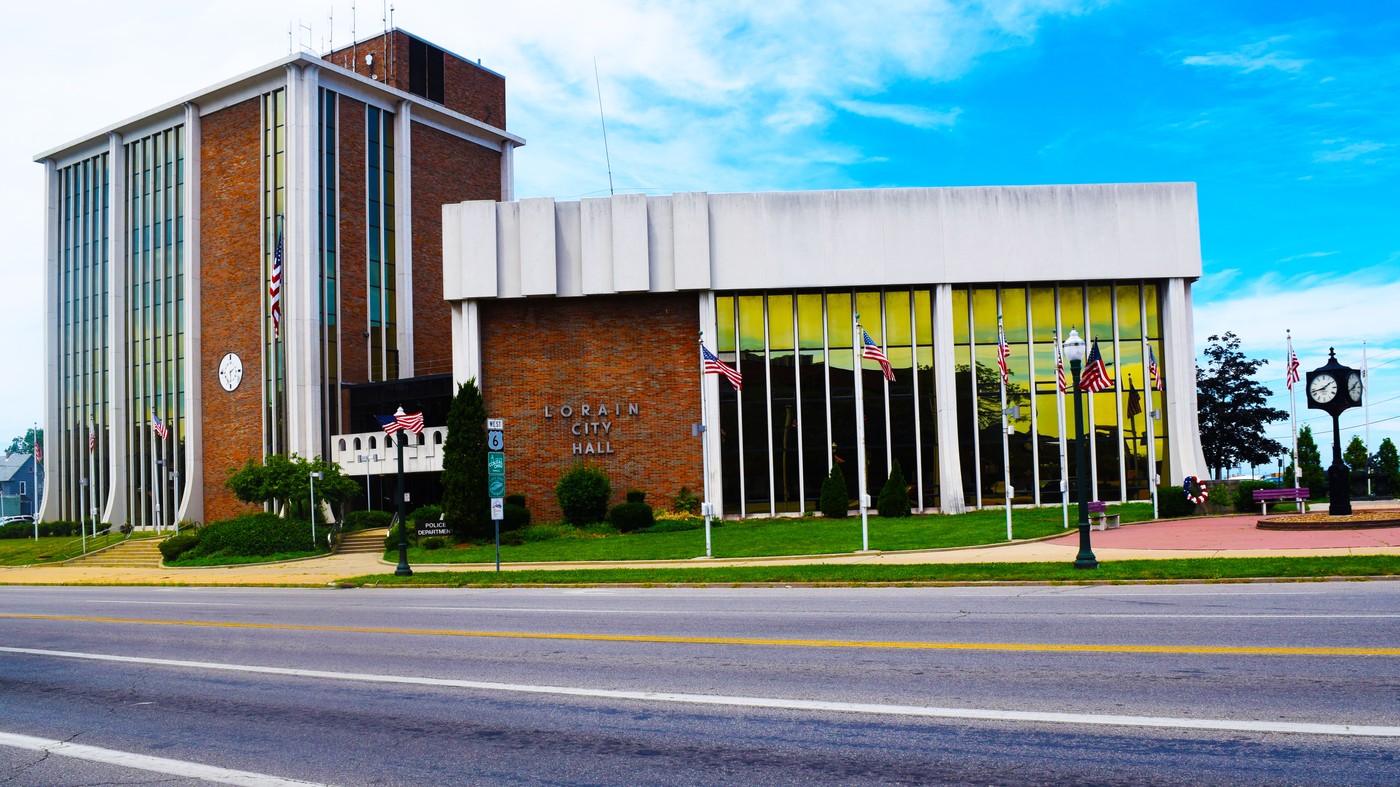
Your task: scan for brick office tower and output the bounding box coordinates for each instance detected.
[36,30,522,528]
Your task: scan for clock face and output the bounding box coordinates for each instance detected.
[218,353,243,392]
[1347,372,1363,403]
[1308,373,1337,404]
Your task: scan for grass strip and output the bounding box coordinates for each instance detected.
[338,555,1399,587]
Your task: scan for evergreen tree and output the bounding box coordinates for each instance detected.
[818,462,849,518]
[442,379,490,541]
[1374,438,1399,496]
[1296,426,1325,497]
[1196,332,1287,478]
[1344,436,1369,475]
[876,459,911,518]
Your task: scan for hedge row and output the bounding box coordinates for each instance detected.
[0,520,86,539]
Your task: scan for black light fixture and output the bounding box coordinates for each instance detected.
[1062,329,1097,570]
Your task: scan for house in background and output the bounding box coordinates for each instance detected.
[0,453,42,518]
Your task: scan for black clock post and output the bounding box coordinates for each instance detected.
[1304,348,1364,516]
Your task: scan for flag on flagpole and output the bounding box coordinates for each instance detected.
[1078,339,1114,393]
[269,233,284,340]
[152,413,169,441]
[375,411,425,435]
[860,329,894,382]
[701,345,743,391]
[88,423,96,454]
[996,319,1011,385]
[1148,345,1165,392]
[1054,337,1069,393]
[1125,377,1143,420]
[1286,342,1301,390]
[34,434,42,463]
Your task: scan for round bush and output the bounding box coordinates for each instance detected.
[383,524,415,550]
[819,463,849,518]
[408,504,443,527]
[422,536,446,550]
[342,510,393,532]
[608,501,655,533]
[556,463,612,526]
[877,459,911,518]
[159,532,201,562]
[626,489,646,504]
[503,502,531,531]
[180,513,329,560]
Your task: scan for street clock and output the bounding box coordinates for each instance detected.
[1305,348,1362,515]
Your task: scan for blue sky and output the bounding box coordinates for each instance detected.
[3,0,1396,471]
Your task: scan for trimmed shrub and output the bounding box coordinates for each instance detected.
[1235,480,1274,513]
[877,459,911,518]
[500,530,527,546]
[384,524,415,550]
[819,463,849,518]
[179,513,328,560]
[556,463,612,526]
[503,497,531,532]
[408,504,443,527]
[671,486,702,515]
[1209,481,1236,512]
[642,518,704,534]
[608,501,655,533]
[626,489,646,504]
[422,537,446,550]
[505,494,527,507]
[342,510,392,532]
[1157,483,1196,518]
[159,533,201,562]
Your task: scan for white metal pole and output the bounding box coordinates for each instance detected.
[87,422,97,539]
[998,313,1012,541]
[1288,331,1300,498]
[1056,331,1069,529]
[698,336,712,558]
[853,315,869,552]
[1363,339,1371,496]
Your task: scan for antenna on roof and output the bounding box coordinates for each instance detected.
[351,0,358,72]
[594,57,615,197]
[328,6,334,54]
[288,21,294,55]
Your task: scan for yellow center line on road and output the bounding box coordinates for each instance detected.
[3,612,1397,657]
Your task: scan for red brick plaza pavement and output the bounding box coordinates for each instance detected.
[1046,514,1400,551]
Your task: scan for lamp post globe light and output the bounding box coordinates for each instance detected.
[1062,329,1098,570]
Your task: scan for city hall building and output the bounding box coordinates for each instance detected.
[36,30,521,527]
[444,185,1209,519]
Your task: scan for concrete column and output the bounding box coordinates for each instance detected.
[104,134,128,527]
[1161,277,1208,481]
[452,299,482,387]
[178,103,203,524]
[932,284,967,513]
[38,159,60,523]
[394,100,414,377]
[284,63,324,459]
[500,140,515,201]
[697,291,722,516]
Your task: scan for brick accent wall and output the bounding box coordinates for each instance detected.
[322,30,505,124]
[199,97,264,522]
[410,121,500,376]
[338,95,369,405]
[479,294,702,522]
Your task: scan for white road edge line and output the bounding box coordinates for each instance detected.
[0,731,325,787]
[3,645,1397,738]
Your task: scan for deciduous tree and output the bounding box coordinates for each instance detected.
[1196,332,1287,479]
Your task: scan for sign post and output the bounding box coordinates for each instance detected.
[487,419,505,572]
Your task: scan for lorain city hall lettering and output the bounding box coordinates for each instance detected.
[543,402,641,455]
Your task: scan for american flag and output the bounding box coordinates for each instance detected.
[1125,378,1143,420]
[701,345,742,391]
[1148,345,1164,392]
[88,423,96,454]
[152,413,169,441]
[376,411,425,435]
[995,321,1011,385]
[269,233,283,340]
[1054,338,1069,393]
[1078,339,1114,393]
[1286,343,1301,391]
[861,329,894,382]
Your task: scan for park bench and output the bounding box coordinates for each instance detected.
[1088,501,1119,531]
[1252,487,1309,515]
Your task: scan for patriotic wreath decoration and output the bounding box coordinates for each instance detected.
[1181,476,1209,505]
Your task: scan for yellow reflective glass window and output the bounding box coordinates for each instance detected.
[828,292,852,347]
[1030,287,1056,345]
[1088,285,1112,345]
[952,288,970,345]
[768,294,794,351]
[914,289,933,345]
[716,296,736,352]
[972,288,998,345]
[797,293,823,349]
[1059,284,1085,338]
[855,291,882,340]
[1144,284,1160,339]
[738,295,764,352]
[885,290,911,346]
[1117,284,1142,340]
[1001,287,1027,343]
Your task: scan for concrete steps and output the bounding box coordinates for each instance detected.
[68,538,165,567]
[337,528,390,555]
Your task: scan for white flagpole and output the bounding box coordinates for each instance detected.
[1056,332,1069,529]
[151,420,161,534]
[162,414,171,532]
[698,335,712,559]
[1146,366,1159,521]
[1363,339,1371,496]
[86,421,97,539]
[998,313,1012,541]
[853,314,869,552]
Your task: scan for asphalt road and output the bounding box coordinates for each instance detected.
[0,583,1397,785]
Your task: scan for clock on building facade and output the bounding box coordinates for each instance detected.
[218,353,244,392]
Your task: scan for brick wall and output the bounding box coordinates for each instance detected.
[199,97,265,522]
[410,121,500,376]
[478,294,702,522]
[322,30,505,124]
[338,95,369,407]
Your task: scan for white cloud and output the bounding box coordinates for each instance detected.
[1313,140,1387,163]
[1277,251,1338,263]
[1182,37,1309,74]
[835,100,962,129]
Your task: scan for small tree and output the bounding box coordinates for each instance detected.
[1374,438,1399,496]
[442,379,490,541]
[226,454,358,521]
[819,463,849,518]
[1196,332,1287,479]
[876,459,911,518]
[556,462,611,525]
[1296,426,1325,497]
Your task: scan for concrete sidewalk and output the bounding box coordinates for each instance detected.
[1,515,1397,587]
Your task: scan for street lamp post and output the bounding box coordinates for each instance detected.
[1062,330,1098,570]
[309,471,323,550]
[357,454,378,510]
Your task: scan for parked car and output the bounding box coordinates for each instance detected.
[2,515,34,525]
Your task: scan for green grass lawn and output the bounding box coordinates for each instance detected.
[394,503,1154,564]
[342,555,1400,587]
[168,549,328,567]
[0,530,157,565]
